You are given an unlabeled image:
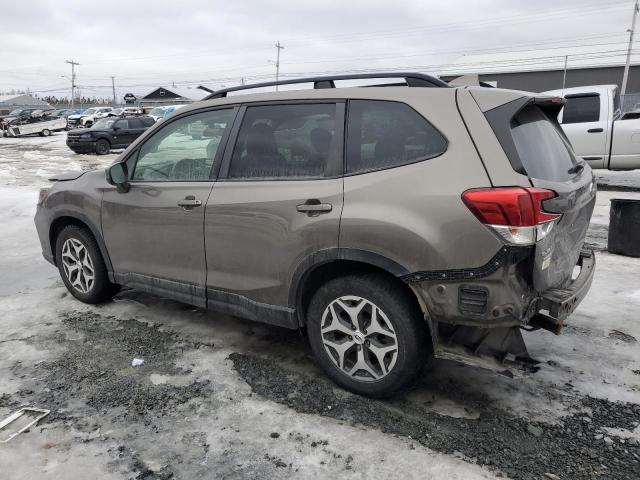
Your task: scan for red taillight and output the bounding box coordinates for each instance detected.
[461,187,559,227]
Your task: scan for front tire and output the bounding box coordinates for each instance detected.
[95,139,110,155]
[306,273,429,398]
[41,129,51,137]
[55,225,120,304]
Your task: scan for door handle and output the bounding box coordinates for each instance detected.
[177,195,202,209]
[296,199,332,216]
[587,128,603,133]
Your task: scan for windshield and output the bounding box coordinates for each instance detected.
[83,108,97,115]
[149,107,164,116]
[112,108,123,114]
[9,109,22,115]
[92,119,116,129]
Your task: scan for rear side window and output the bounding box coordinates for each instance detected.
[346,100,447,174]
[228,103,339,179]
[141,116,156,127]
[114,119,129,129]
[511,106,577,182]
[562,95,600,124]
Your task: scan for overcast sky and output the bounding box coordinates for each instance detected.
[0,0,633,99]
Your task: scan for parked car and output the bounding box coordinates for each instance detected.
[2,110,67,137]
[51,108,77,118]
[67,107,114,128]
[35,73,596,398]
[148,104,186,122]
[66,116,155,155]
[543,85,640,170]
[0,107,54,128]
[108,107,143,118]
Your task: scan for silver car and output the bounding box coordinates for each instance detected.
[35,73,596,397]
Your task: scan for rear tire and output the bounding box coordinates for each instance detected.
[55,225,120,304]
[95,139,110,155]
[41,129,51,137]
[306,273,429,398]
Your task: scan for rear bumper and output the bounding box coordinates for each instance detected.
[530,249,595,334]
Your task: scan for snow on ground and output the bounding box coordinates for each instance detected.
[0,134,639,479]
[596,169,640,190]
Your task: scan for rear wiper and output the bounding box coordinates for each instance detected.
[567,163,584,175]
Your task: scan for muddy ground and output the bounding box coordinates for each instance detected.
[1,135,639,479]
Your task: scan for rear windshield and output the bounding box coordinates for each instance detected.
[510,105,577,182]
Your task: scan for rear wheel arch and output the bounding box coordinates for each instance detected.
[49,214,113,275]
[292,253,428,334]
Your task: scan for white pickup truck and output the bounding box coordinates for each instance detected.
[543,85,640,170]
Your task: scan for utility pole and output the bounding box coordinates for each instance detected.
[562,55,569,93]
[110,76,116,105]
[274,41,284,90]
[65,60,79,108]
[621,0,639,97]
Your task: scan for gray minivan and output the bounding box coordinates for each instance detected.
[35,73,596,397]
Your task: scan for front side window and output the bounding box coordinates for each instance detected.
[228,103,339,179]
[562,95,600,124]
[132,109,233,182]
[346,100,447,174]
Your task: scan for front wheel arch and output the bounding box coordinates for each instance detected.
[49,214,114,277]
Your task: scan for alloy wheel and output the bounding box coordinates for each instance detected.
[60,238,95,293]
[320,295,398,382]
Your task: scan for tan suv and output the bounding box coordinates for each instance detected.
[35,73,596,397]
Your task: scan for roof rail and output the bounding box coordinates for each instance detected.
[205,72,449,99]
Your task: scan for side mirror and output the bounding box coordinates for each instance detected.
[106,162,130,193]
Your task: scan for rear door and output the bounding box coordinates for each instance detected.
[506,103,596,291]
[559,93,609,169]
[205,101,344,311]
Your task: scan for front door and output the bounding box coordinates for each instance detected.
[102,107,236,307]
[111,118,137,148]
[560,93,608,169]
[205,102,345,315]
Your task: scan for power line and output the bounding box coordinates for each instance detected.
[282,1,631,45]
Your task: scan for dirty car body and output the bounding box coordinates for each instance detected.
[35,73,596,397]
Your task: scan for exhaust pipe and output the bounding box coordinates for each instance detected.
[528,313,564,335]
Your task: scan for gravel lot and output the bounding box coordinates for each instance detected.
[0,134,639,479]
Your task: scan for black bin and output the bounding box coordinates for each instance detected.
[608,198,640,257]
